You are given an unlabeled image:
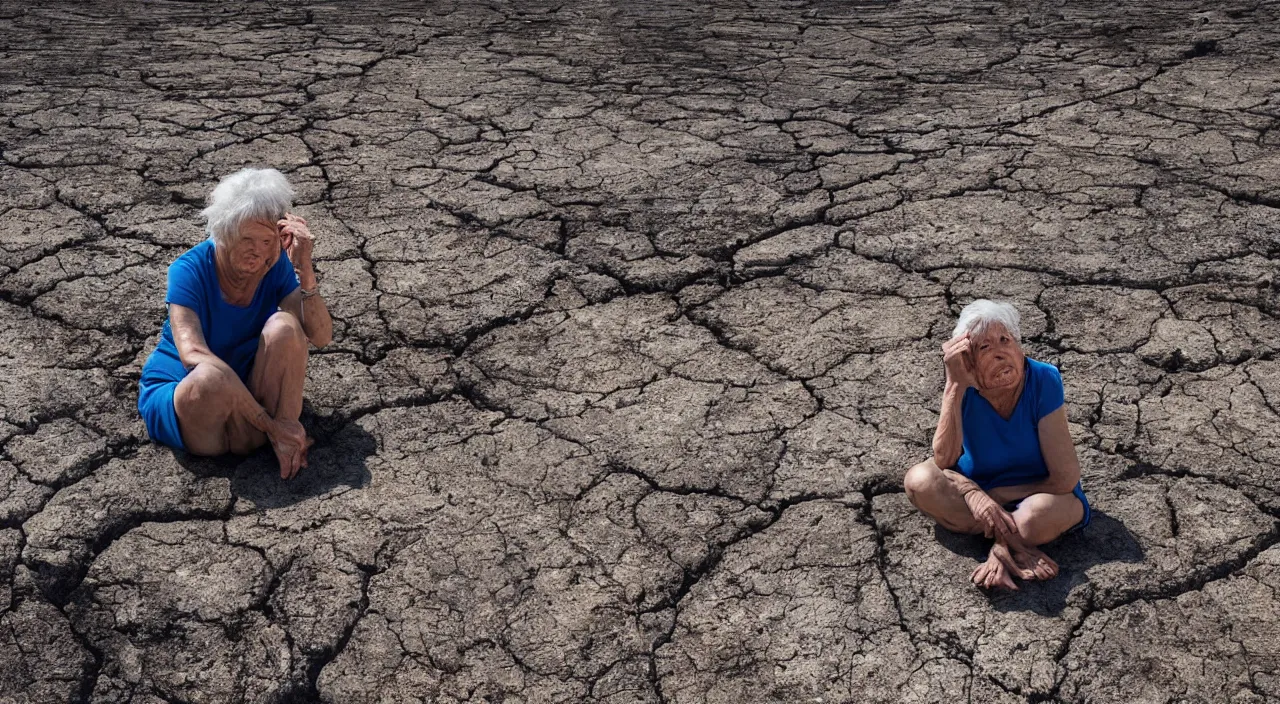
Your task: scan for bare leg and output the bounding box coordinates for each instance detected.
[1011,492,1084,546]
[903,459,983,535]
[248,312,308,425]
[173,311,309,458]
[989,492,1083,581]
[247,312,311,474]
[173,363,244,456]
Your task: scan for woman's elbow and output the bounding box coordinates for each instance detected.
[175,345,208,370]
[1050,466,1081,494]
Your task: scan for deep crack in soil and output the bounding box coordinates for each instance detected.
[4,1,1280,702]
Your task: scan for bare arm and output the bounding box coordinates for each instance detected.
[933,332,975,469]
[278,212,332,348]
[280,285,332,348]
[987,406,1081,503]
[169,304,277,436]
[931,333,1024,540]
[932,381,966,469]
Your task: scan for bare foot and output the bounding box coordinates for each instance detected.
[971,552,1018,590]
[992,541,1058,581]
[1015,542,1058,580]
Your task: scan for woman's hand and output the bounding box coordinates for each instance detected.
[266,417,311,479]
[278,213,314,275]
[963,487,1019,540]
[943,332,977,389]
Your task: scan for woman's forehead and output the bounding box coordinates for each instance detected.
[237,218,280,239]
[971,323,1013,343]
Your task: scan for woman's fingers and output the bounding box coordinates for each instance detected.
[977,510,995,538]
[942,333,969,356]
[1002,510,1020,537]
[277,445,296,479]
[987,507,1013,538]
[300,437,314,470]
[281,227,312,240]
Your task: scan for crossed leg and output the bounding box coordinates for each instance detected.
[904,459,1083,589]
[174,311,309,458]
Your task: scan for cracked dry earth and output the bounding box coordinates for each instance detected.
[5,1,1280,703]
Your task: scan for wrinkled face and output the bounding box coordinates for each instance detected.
[970,323,1024,391]
[223,218,282,279]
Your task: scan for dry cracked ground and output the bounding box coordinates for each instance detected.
[3,1,1280,702]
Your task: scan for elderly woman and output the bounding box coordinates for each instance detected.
[903,300,1090,590]
[137,168,333,479]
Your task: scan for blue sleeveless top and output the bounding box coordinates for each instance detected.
[956,358,1065,490]
[141,239,299,383]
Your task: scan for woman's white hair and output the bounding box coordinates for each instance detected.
[201,168,295,247]
[952,299,1022,341]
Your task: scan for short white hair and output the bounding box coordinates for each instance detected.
[952,299,1022,341]
[201,168,294,247]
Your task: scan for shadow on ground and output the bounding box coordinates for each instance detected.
[935,510,1143,615]
[175,418,375,509]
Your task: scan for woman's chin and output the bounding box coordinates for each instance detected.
[985,369,1020,389]
[236,262,269,278]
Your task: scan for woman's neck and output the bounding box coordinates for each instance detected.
[214,249,259,305]
[979,365,1026,419]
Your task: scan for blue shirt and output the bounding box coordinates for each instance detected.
[957,358,1065,490]
[141,239,299,384]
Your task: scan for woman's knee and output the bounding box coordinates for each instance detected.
[176,363,237,409]
[173,364,239,456]
[262,311,306,351]
[1015,493,1084,544]
[904,460,942,502]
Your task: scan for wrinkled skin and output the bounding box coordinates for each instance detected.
[171,214,330,478]
[908,321,1083,591]
[7,2,1280,702]
[969,324,1025,396]
[217,219,282,293]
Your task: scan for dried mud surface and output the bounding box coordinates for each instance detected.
[3,1,1280,702]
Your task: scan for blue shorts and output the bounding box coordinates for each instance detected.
[1002,482,1091,533]
[138,371,186,451]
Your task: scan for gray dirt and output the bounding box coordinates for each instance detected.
[2,1,1280,702]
